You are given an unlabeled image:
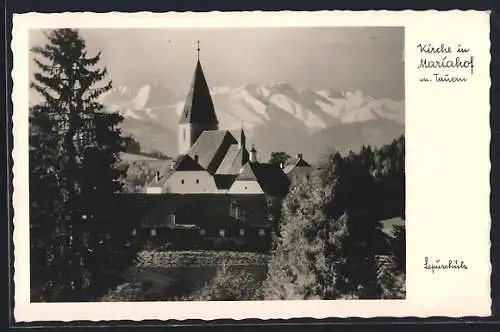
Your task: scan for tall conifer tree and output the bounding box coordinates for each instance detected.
[29,29,138,301]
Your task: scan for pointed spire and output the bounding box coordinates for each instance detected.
[239,123,246,149]
[197,40,200,60]
[179,44,218,127]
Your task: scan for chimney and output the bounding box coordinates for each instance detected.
[249,145,257,163]
[296,153,303,159]
[155,171,160,183]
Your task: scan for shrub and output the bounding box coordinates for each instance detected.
[189,263,264,301]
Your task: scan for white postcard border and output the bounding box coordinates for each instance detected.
[12,10,491,321]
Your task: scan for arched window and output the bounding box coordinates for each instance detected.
[181,179,185,184]
[196,179,199,184]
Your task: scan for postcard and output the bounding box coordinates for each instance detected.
[11,10,491,321]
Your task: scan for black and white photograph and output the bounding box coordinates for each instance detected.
[27,26,406,303]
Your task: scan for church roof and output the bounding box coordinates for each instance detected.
[179,60,218,125]
[216,145,250,175]
[173,154,205,171]
[214,174,238,190]
[236,162,259,181]
[187,130,237,174]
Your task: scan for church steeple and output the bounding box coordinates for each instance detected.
[197,40,200,60]
[178,41,219,155]
[179,45,218,126]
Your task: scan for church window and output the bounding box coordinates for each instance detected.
[150,228,157,237]
[131,229,137,236]
[219,229,226,237]
[196,179,199,184]
[200,229,206,236]
[183,128,186,141]
[239,229,245,237]
[258,229,266,236]
[244,186,248,190]
[181,179,185,184]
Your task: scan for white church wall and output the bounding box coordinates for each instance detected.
[164,170,217,193]
[145,186,163,194]
[228,180,264,194]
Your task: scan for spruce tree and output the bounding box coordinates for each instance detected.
[264,166,350,300]
[29,29,137,301]
[269,152,291,166]
[265,145,398,299]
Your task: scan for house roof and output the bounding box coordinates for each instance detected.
[235,162,291,197]
[253,163,291,197]
[186,130,237,173]
[283,156,312,174]
[179,60,218,126]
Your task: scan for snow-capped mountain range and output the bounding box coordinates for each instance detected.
[99,82,404,162]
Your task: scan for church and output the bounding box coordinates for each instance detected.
[126,48,312,250]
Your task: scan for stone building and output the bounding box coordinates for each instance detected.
[124,49,311,250]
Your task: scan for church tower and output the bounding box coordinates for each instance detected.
[178,41,219,155]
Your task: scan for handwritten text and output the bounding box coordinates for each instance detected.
[416,43,475,83]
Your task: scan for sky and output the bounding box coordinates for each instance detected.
[29,27,404,100]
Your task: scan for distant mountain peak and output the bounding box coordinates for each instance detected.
[100,82,404,161]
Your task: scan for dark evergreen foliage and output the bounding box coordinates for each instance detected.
[269,151,291,166]
[29,29,139,301]
[123,135,141,154]
[265,135,405,299]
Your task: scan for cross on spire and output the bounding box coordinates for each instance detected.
[197,40,200,60]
